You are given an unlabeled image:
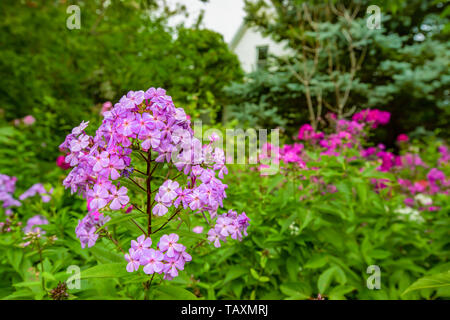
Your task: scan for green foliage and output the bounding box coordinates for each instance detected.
[403,271,450,295]
[0,123,448,300]
[184,135,449,300]
[0,0,448,301]
[0,0,242,152]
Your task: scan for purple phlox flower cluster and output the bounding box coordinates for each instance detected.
[152,139,231,222]
[207,210,250,248]
[151,162,230,220]
[60,87,228,215]
[23,215,49,234]
[399,179,428,195]
[336,119,365,137]
[125,233,192,280]
[1,175,54,218]
[19,183,53,203]
[61,87,247,252]
[360,144,398,172]
[0,174,21,209]
[360,146,377,158]
[317,120,366,156]
[75,212,110,249]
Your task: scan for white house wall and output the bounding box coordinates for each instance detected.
[232,27,290,73]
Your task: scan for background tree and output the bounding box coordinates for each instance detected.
[226,0,449,144]
[0,0,242,163]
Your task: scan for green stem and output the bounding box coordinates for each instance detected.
[144,273,155,300]
[37,240,45,291]
[147,149,152,235]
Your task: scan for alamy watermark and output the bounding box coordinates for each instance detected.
[366,5,381,30]
[66,265,81,289]
[66,5,81,30]
[366,265,381,289]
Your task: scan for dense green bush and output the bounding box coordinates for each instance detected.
[206,157,449,299]
[0,0,242,150]
[1,116,448,300]
[0,0,448,302]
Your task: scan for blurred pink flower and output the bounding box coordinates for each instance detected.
[56,155,71,170]
[101,101,112,115]
[396,134,409,143]
[192,226,203,234]
[23,115,35,125]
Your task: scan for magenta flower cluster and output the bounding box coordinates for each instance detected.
[270,112,371,167]
[261,108,449,211]
[125,233,192,280]
[352,108,390,128]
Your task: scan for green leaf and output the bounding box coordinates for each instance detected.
[286,257,299,281]
[81,263,129,279]
[299,210,313,233]
[41,272,56,281]
[12,281,42,288]
[318,267,337,294]
[304,255,328,269]
[355,180,367,204]
[267,175,284,193]
[403,271,450,295]
[223,266,248,284]
[328,285,355,300]
[154,285,197,300]
[250,268,260,280]
[280,283,309,300]
[7,249,23,274]
[2,289,35,300]
[90,245,125,264]
[369,249,391,259]
[281,211,298,233]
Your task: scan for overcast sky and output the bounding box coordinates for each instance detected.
[169,0,246,43]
